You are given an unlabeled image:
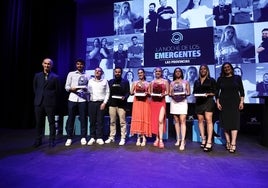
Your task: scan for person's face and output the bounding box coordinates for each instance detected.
[149,5,155,12]
[223,64,232,75]
[138,70,145,80]
[132,37,138,45]
[175,69,182,78]
[101,39,107,46]
[118,44,123,51]
[163,69,168,76]
[127,72,133,80]
[234,68,242,76]
[94,67,103,78]
[199,66,208,77]
[225,29,234,40]
[262,31,268,41]
[76,61,84,72]
[155,68,162,78]
[122,3,129,13]
[114,68,122,78]
[187,68,197,79]
[219,0,226,6]
[159,0,167,7]
[42,59,52,72]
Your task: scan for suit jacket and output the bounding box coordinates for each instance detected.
[33,71,61,106]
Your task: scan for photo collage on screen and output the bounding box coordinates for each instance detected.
[85,0,268,104]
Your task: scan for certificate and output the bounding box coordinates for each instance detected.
[174,92,185,96]
[112,95,123,99]
[76,86,87,89]
[151,93,162,97]
[194,93,207,97]
[135,93,146,97]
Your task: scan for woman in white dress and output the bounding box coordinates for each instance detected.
[169,67,190,150]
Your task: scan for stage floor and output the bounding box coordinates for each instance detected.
[0,128,268,188]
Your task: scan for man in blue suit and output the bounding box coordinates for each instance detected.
[33,58,61,148]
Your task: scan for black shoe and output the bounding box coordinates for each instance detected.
[229,144,236,153]
[203,143,213,152]
[49,140,56,148]
[200,139,206,148]
[32,140,42,148]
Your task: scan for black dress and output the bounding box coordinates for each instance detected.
[216,75,245,130]
[193,77,217,114]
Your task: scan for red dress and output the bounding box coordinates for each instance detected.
[151,80,167,136]
[130,81,152,137]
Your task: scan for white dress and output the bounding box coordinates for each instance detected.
[170,81,188,115]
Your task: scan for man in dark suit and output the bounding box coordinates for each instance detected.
[33,58,61,148]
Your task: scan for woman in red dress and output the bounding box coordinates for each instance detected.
[130,68,152,146]
[150,67,169,149]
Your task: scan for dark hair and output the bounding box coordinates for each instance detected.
[76,58,85,65]
[182,0,201,14]
[149,3,156,7]
[220,62,234,77]
[137,68,146,80]
[173,67,184,81]
[114,66,122,73]
[131,36,138,41]
[262,28,268,32]
[124,70,134,81]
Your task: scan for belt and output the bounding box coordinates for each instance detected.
[90,101,103,103]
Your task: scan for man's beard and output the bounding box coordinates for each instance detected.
[262,37,268,42]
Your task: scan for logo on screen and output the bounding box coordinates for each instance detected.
[171,32,183,44]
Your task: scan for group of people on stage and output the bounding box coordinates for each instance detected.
[33,58,244,154]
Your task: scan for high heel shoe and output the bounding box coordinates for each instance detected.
[204,143,213,152]
[153,139,159,147]
[229,144,236,153]
[141,138,146,147]
[179,140,186,151]
[225,142,231,150]
[200,138,206,148]
[159,140,164,149]
[175,139,181,146]
[136,138,141,146]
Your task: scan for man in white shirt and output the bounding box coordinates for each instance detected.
[64,59,89,146]
[87,67,110,145]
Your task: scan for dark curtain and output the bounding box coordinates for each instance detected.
[1,0,76,129]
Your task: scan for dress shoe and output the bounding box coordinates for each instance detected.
[49,141,56,148]
[204,143,213,152]
[32,140,42,148]
[229,144,236,153]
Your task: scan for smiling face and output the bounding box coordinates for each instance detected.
[199,65,208,78]
[154,67,162,79]
[223,63,233,76]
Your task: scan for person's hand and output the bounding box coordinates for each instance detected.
[257,46,265,53]
[217,101,222,111]
[239,102,244,110]
[100,103,106,110]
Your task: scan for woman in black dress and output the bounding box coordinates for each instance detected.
[193,64,217,152]
[216,62,245,153]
